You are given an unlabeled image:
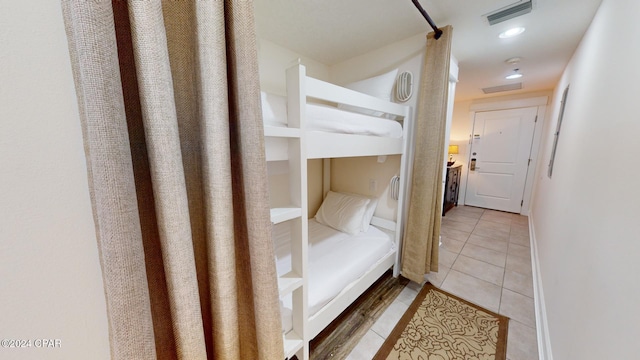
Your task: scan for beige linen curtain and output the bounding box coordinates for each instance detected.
[62,1,282,359]
[401,26,453,284]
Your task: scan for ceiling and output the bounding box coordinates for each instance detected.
[254,0,603,101]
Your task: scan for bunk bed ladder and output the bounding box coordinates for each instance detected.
[265,65,310,360]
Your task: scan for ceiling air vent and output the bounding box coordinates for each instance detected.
[482,83,523,94]
[487,1,533,25]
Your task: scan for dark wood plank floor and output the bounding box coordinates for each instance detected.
[298,270,409,360]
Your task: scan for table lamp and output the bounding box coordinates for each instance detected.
[447,145,459,166]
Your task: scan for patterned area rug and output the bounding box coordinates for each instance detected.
[374,283,509,360]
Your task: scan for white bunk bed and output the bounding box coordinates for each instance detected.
[264,64,411,360]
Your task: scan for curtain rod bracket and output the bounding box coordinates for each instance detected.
[410,0,442,39]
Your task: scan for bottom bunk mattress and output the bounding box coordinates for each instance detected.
[274,219,395,333]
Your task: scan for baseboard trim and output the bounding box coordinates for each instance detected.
[529,213,553,360]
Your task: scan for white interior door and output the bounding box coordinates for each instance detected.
[465,107,538,213]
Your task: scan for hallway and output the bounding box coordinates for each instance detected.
[348,205,539,360]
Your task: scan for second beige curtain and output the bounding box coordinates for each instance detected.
[402,26,453,284]
[62,1,282,359]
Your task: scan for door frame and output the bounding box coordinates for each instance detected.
[459,96,548,215]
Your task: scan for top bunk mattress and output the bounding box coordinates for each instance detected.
[274,219,394,316]
[261,92,403,139]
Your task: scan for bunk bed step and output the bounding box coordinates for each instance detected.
[278,271,304,297]
[283,331,304,359]
[270,207,302,224]
[264,126,300,138]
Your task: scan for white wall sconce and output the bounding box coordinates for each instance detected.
[396,71,413,102]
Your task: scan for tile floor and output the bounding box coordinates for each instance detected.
[346,205,539,360]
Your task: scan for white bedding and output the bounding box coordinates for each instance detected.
[274,219,394,333]
[261,92,403,138]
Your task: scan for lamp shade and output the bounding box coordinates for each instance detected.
[448,144,459,155]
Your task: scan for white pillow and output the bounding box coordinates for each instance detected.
[344,192,378,232]
[314,191,370,235]
[338,69,398,117]
[360,196,378,232]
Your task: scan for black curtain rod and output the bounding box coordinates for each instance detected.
[411,0,443,39]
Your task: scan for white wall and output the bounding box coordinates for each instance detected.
[530,0,640,358]
[329,32,427,85]
[0,1,111,359]
[258,38,330,95]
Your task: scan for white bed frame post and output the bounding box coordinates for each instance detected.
[393,105,412,277]
[285,64,309,360]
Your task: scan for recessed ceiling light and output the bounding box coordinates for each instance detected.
[499,27,526,38]
[506,68,523,79]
